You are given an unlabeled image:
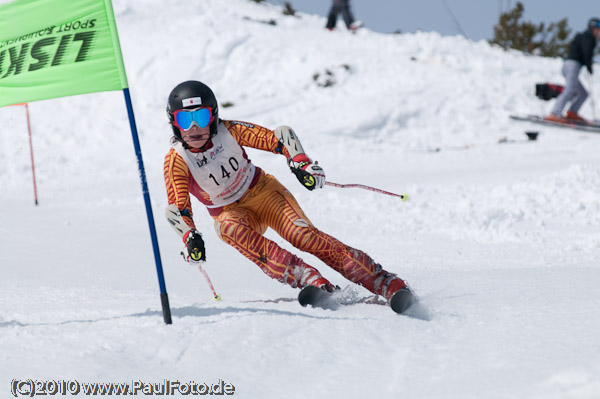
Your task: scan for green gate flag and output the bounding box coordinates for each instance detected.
[0,0,128,107]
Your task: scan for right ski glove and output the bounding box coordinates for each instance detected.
[182,229,206,263]
[289,154,326,190]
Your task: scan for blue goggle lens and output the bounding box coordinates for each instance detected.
[175,107,212,130]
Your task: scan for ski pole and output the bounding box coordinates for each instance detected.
[325,181,408,201]
[198,262,222,301]
[181,250,222,301]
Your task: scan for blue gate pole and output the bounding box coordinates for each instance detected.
[122,88,172,325]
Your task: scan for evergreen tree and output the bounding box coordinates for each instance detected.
[535,19,571,57]
[490,2,572,58]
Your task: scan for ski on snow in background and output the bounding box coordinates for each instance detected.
[510,114,600,133]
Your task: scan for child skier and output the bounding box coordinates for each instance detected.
[163,80,414,313]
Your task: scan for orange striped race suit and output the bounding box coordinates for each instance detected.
[164,120,406,299]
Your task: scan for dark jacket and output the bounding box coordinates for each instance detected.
[567,29,597,74]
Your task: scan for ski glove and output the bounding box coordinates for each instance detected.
[182,229,206,263]
[289,154,325,190]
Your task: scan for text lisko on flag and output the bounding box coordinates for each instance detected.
[0,20,97,79]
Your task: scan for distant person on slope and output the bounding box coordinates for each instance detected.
[325,0,362,31]
[163,80,414,313]
[546,18,600,124]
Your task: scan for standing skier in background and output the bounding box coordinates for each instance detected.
[546,18,600,124]
[163,80,414,313]
[325,0,362,31]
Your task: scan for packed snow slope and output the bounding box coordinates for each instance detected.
[2,0,600,398]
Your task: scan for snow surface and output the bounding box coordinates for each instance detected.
[2,0,600,398]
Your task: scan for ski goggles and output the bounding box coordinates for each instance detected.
[173,107,214,131]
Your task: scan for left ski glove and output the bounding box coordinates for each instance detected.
[182,230,206,263]
[289,154,326,190]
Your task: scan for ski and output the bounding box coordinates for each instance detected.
[298,285,334,309]
[389,288,416,314]
[510,114,600,133]
[298,285,417,315]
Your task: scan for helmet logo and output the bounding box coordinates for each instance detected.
[182,97,202,107]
